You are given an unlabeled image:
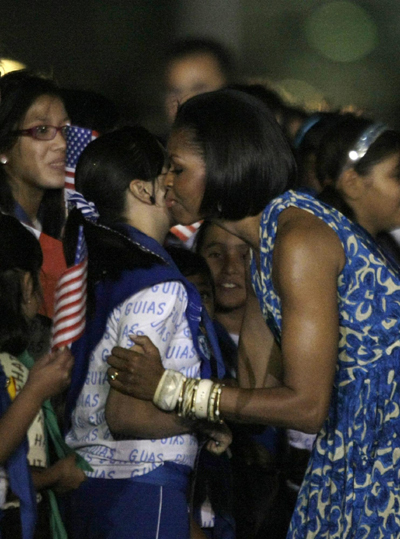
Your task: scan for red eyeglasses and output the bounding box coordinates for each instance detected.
[12,125,70,141]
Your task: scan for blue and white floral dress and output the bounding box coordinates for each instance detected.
[251,190,400,538]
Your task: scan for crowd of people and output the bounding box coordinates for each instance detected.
[1,35,400,539]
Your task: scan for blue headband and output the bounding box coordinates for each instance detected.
[345,123,388,168]
[293,114,324,149]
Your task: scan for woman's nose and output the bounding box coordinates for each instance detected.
[53,130,67,151]
[164,170,174,187]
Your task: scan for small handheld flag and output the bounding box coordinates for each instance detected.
[51,226,88,350]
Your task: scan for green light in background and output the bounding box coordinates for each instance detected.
[305,1,378,62]
[276,79,326,111]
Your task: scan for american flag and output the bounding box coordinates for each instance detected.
[170,222,203,243]
[51,225,88,350]
[52,126,97,348]
[65,126,98,190]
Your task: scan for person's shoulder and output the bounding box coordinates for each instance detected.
[274,206,345,273]
[278,204,340,242]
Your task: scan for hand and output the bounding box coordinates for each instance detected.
[26,347,74,401]
[200,422,233,455]
[107,335,165,400]
[51,454,87,494]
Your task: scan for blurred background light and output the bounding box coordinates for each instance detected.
[305,1,378,62]
[275,78,326,111]
[0,58,26,76]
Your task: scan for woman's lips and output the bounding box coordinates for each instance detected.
[49,159,66,171]
[165,193,176,209]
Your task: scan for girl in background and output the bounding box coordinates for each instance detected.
[0,213,81,539]
[0,70,71,363]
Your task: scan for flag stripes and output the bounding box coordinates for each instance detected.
[52,226,88,350]
[169,222,202,243]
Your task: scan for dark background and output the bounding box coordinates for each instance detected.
[1,0,400,133]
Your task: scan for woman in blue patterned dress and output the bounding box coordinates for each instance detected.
[107,90,400,538]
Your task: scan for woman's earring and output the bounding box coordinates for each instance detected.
[143,188,156,205]
[0,156,7,165]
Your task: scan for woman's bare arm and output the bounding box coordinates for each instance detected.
[220,209,345,432]
[107,211,345,434]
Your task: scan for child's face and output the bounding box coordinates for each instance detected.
[199,224,248,313]
[187,272,215,318]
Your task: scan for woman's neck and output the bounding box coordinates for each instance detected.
[11,183,43,226]
[213,213,262,252]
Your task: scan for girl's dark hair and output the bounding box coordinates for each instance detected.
[63,126,165,310]
[0,70,66,238]
[173,88,297,221]
[0,213,43,355]
[74,125,165,227]
[316,115,400,218]
[166,244,214,284]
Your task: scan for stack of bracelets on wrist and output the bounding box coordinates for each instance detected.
[153,369,225,423]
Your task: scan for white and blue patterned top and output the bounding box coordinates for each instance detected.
[66,282,201,479]
[251,190,400,538]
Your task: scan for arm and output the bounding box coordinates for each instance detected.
[107,211,344,433]
[31,453,86,494]
[0,349,73,465]
[106,283,196,439]
[220,209,345,432]
[106,386,193,439]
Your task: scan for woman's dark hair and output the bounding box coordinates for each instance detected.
[173,88,297,221]
[316,114,400,218]
[0,70,66,238]
[74,125,165,226]
[227,83,286,123]
[64,126,165,309]
[0,213,43,355]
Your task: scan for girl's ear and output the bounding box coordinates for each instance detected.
[337,168,364,201]
[21,272,34,306]
[128,180,154,205]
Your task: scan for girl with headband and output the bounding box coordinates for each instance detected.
[62,126,230,539]
[107,89,400,538]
